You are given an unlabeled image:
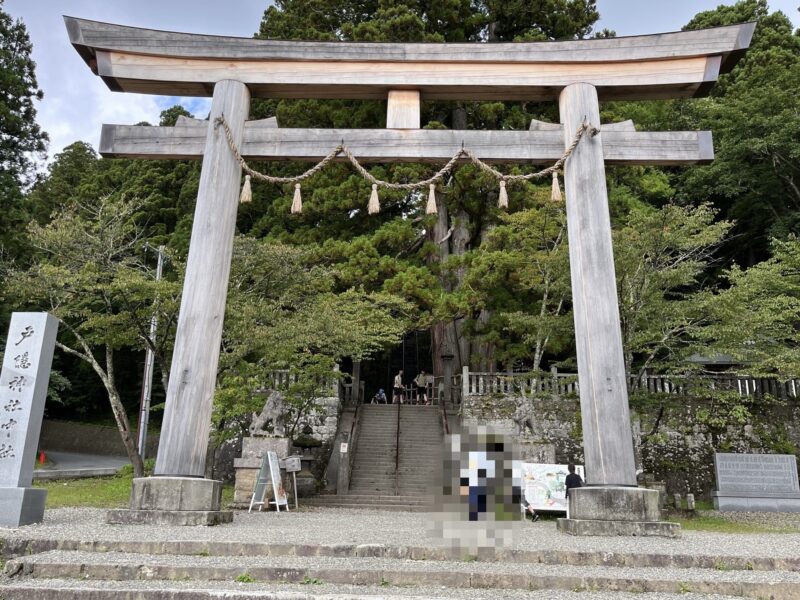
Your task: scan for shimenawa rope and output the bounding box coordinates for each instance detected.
[214,116,594,214]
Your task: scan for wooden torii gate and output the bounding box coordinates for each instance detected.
[66,17,754,532]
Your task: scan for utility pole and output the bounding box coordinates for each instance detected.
[137,245,164,461]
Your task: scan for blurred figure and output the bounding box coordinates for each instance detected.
[414,370,429,405]
[392,369,404,404]
[371,388,387,404]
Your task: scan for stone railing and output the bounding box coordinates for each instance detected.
[263,368,339,398]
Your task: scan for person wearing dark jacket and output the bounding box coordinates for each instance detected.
[565,463,583,498]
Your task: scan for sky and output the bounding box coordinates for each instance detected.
[5,0,800,162]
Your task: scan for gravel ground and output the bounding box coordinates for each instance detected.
[3,507,800,559]
[0,577,752,600]
[12,549,800,585]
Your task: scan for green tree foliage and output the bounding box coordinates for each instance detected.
[680,1,800,264]
[0,0,48,329]
[614,204,732,375]
[458,189,571,370]
[249,0,602,377]
[698,238,800,377]
[213,237,414,441]
[0,0,47,189]
[5,195,183,477]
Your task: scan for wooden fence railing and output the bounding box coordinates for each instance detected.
[460,367,800,400]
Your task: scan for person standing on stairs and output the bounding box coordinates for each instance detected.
[414,370,429,405]
[393,369,405,404]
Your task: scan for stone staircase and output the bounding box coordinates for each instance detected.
[304,404,443,511]
[4,535,800,599]
[349,404,401,496]
[397,404,442,497]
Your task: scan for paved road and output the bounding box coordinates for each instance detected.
[32,451,129,480]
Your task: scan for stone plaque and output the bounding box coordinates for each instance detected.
[714,453,799,494]
[0,313,59,488]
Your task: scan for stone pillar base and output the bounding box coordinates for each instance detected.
[557,486,680,538]
[557,518,680,537]
[105,476,232,526]
[0,487,47,528]
[106,508,232,526]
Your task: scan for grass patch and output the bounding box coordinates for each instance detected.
[669,514,800,534]
[34,463,235,510]
[34,473,134,509]
[235,572,256,583]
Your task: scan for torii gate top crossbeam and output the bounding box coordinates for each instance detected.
[65,17,754,101]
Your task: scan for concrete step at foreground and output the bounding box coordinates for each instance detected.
[7,550,800,599]
[5,579,752,600]
[4,537,799,572]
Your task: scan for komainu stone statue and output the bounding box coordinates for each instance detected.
[513,396,535,437]
[248,390,287,437]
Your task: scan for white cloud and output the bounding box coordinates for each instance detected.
[6,0,265,161]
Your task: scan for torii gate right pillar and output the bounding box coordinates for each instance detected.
[557,83,678,537]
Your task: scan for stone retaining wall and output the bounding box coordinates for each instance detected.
[462,391,800,499]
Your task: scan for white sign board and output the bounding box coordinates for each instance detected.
[268,450,289,510]
[0,313,59,488]
[284,456,302,473]
[521,462,584,512]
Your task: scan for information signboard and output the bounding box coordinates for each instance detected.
[248,450,290,512]
[268,450,289,511]
[248,453,271,512]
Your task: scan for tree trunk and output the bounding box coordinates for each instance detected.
[55,327,145,478]
[104,344,145,477]
[451,209,471,370]
[428,197,451,377]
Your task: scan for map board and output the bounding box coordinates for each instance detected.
[521,463,584,512]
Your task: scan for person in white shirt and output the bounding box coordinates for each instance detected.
[392,370,404,404]
[414,370,429,405]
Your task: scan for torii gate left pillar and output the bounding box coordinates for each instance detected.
[108,80,249,526]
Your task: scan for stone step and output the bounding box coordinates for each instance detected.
[305,498,431,506]
[302,501,430,511]
[6,536,800,573]
[0,579,784,600]
[7,550,800,599]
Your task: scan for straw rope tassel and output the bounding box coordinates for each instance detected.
[498,179,509,209]
[551,171,562,202]
[426,183,437,215]
[239,174,252,204]
[368,184,380,215]
[290,183,303,214]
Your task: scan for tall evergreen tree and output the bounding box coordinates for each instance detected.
[249,0,601,378]
[0,0,47,332]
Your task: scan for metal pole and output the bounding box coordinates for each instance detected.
[137,245,164,461]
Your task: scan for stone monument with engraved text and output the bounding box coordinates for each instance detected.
[0,312,59,527]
